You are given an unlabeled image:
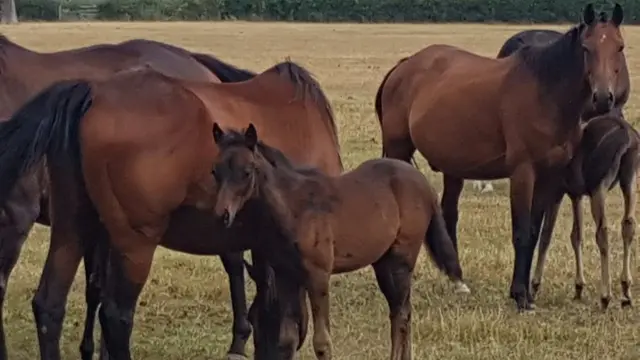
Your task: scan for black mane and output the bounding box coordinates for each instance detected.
[516,24,585,91]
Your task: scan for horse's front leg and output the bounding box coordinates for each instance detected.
[530,191,563,299]
[508,163,536,312]
[220,252,252,359]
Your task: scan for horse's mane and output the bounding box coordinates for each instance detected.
[265,60,342,168]
[515,23,586,90]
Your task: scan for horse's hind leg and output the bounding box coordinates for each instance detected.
[618,155,637,308]
[373,251,412,360]
[589,187,612,309]
[99,230,158,360]
[569,196,586,300]
[220,252,252,359]
[441,175,463,251]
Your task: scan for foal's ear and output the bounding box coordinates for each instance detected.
[244,123,258,150]
[213,123,225,144]
[583,3,596,26]
[612,3,624,27]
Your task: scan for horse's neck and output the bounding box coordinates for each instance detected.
[255,163,300,236]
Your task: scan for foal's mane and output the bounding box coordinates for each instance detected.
[515,23,585,90]
[264,60,342,167]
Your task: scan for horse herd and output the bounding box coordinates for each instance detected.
[0,2,636,360]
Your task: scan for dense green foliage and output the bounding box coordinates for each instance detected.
[16,0,640,23]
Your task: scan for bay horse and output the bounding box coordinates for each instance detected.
[0,35,262,360]
[474,14,630,193]
[211,123,469,360]
[375,3,627,311]
[531,114,639,309]
[0,59,342,359]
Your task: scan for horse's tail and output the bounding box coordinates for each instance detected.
[0,80,93,204]
[189,53,256,83]
[583,123,632,195]
[375,57,416,165]
[424,207,466,286]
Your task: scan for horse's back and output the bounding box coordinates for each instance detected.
[497,29,562,58]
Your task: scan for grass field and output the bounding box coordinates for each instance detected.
[1,21,640,360]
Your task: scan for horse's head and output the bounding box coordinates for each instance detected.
[580,3,626,115]
[212,122,260,228]
[245,258,307,360]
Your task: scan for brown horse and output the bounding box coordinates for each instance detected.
[375,3,627,311]
[530,114,639,309]
[0,35,263,360]
[211,123,468,360]
[0,60,342,360]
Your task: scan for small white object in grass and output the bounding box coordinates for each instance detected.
[454,281,471,294]
[472,180,494,193]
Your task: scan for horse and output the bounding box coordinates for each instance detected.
[473,15,630,194]
[375,3,627,311]
[0,35,263,360]
[0,59,342,359]
[530,114,639,309]
[211,123,469,360]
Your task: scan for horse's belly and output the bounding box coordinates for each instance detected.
[160,206,253,255]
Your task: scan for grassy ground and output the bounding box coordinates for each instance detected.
[1,21,640,360]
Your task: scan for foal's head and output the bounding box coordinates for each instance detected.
[212,122,261,228]
[581,3,626,114]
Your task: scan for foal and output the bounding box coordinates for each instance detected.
[531,114,639,309]
[211,123,469,360]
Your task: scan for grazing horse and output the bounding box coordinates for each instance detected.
[0,60,342,359]
[531,114,639,309]
[211,124,468,360]
[474,13,630,194]
[0,35,263,360]
[375,3,626,311]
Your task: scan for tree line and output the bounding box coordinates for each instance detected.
[7,0,640,23]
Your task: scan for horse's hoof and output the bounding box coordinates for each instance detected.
[227,354,248,360]
[530,282,540,297]
[601,297,611,310]
[517,304,536,314]
[454,281,471,294]
[573,284,584,301]
[621,299,633,308]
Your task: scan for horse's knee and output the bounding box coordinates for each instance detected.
[622,217,636,242]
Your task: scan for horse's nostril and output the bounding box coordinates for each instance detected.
[222,210,230,227]
[608,92,614,103]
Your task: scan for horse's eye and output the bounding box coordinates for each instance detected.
[618,45,625,52]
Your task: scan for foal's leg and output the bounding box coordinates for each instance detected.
[306,266,332,360]
[618,159,637,307]
[530,192,563,298]
[373,251,413,360]
[589,187,612,309]
[441,175,463,251]
[568,196,586,300]
[220,252,252,359]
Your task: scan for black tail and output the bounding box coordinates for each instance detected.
[424,210,463,282]
[583,124,632,195]
[189,53,256,83]
[375,57,407,158]
[0,80,93,204]
[374,57,420,168]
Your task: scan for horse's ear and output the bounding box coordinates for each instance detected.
[612,3,623,26]
[583,3,595,26]
[245,123,258,150]
[213,123,224,144]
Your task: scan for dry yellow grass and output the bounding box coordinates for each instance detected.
[1,21,640,360]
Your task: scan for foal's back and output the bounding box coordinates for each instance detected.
[323,158,439,272]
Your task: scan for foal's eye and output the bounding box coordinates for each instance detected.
[618,45,625,52]
[243,169,252,179]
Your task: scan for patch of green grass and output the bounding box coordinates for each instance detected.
[1,21,640,359]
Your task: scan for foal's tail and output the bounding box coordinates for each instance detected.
[424,209,467,289]
[375,57,420,168]
[0,80,93,204]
